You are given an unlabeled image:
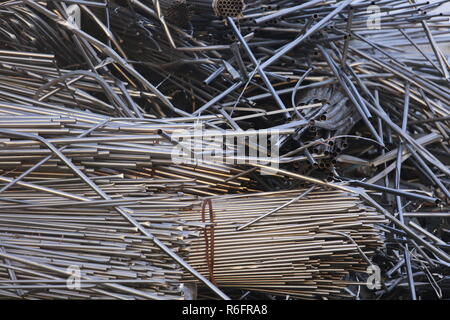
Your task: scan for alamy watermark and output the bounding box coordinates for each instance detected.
[170,124,280,175]
[66,265,81,290]
[366,264,382,290]
[367,5,382,30]
[366,4,394,30]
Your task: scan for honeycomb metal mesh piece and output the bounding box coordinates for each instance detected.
[212,0,245,17]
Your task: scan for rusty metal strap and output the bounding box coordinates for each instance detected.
[201,198,216,285]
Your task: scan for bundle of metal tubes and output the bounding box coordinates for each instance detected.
[183,188,387,299]
[0,104,385,299]
[0,0,449,300]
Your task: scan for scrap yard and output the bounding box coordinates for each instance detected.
[0,0,449,300]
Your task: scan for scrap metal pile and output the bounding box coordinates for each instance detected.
[0,0,449,300]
